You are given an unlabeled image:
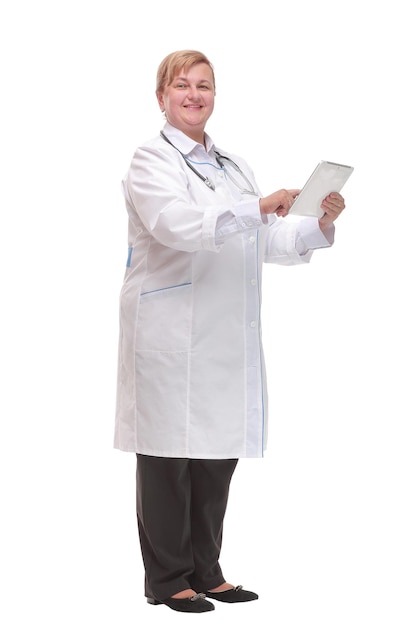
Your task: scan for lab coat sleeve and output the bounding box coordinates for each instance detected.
[264,215,334,265]
[214,197,267,242]
[125,144,262,254]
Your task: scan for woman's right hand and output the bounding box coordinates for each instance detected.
[259,189,300,217]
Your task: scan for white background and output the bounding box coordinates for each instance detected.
[1,1,416,624]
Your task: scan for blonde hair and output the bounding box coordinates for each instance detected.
[156,50,215,93]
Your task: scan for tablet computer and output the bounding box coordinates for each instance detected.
[289,160,354,218]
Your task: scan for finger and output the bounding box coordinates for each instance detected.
[275,206,289,216]
[322,195,345,211]
[324,193,345,208]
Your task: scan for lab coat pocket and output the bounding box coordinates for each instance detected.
[136,282,192,352]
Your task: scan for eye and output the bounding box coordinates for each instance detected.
[175,83,187,89]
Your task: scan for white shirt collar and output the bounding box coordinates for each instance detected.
[162,122,215,155]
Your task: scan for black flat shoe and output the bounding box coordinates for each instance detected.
[147,593,215,613]
[205,585,258,603]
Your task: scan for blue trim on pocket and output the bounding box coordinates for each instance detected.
[141,282,192,296]
[126,246,133,268]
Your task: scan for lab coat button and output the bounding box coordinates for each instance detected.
[250,279,256,286]
[250,321,256,328]
[249,236,255,243]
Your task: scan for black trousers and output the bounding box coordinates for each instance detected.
[136,454,238,601]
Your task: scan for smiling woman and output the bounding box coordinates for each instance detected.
[156,52,215,144]
[114,49,346,614]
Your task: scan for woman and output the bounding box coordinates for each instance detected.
[114,50,345,614]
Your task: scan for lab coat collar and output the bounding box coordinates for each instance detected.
[162,122,215,156]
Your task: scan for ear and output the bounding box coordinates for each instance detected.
[156,91,164,112]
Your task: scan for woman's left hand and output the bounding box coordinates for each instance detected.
[319,192,345,230]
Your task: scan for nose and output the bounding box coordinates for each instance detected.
[187,85,200,100]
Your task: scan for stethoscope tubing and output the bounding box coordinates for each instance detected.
[159,131,255,194]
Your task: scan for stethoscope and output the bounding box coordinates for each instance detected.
[160,131,257,195]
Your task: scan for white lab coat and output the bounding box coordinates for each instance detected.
[114,123,333,459]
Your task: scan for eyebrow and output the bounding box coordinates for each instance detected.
[174,76,211,84]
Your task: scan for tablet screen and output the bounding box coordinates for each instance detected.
[289,161,354,218]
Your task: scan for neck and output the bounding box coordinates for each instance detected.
[166,122,206,147]
[185,129,205,146]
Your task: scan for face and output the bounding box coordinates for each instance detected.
[157,62,215,143]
